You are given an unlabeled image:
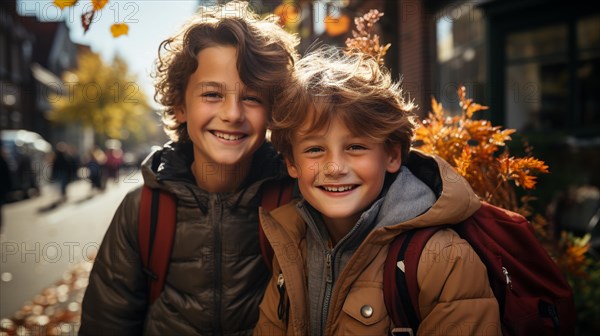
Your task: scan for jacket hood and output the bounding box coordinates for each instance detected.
[376,150,481,231]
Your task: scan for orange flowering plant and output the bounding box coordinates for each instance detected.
[414,88,549,214]
[344,9,390,66]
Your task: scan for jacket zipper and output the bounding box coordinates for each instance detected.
[213,194,223,335]
[320,251,333,334]
[317,219,363,334]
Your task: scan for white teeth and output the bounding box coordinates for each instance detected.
[322,185,354,192]
[213,131,244,141]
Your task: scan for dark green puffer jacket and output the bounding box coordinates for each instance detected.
[80,141,286,335]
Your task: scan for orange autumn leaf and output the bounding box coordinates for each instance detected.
[455,147,472,177]
[325,14,351,37]
[111,23,129,38]
[92,0,108,10]
[54,0,78,10]
[274,3,300,28]
[557,233,590,278]
[431,97,444,120]
[466,102,488,118]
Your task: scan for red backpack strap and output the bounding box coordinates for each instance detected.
[259,179,294,272]
[384,226,441,335]
[138,185,177,304]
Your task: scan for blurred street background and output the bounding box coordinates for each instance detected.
[1,0,600,334]
[1,172,141,333]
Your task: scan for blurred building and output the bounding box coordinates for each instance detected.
[0,1,35,133]
[1,1,92,148]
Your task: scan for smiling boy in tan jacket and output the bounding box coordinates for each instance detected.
[253,48,501,335]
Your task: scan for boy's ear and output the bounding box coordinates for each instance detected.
[175,106,187,123]
[285,158,299,178]
[386,145,402,174]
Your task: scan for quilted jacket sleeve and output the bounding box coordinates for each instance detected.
[79,187,149,336]
[416,229,502,336]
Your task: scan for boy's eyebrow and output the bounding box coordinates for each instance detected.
[192,81,224,91]
[192,81,255,94]
[296,132,366,144]
[295,134,323,143]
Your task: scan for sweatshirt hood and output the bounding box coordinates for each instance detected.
[377,150,481,232]
[375,166,437,228]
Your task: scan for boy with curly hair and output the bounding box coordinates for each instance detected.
[80,1,298,334]
[255,48,501,335]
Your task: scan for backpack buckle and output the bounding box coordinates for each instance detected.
[391,327,414,336]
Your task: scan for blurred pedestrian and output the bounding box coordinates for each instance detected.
[104,147,123,185]
[18,147,37,197]
[51,142,72,203]
[86,145,106,193]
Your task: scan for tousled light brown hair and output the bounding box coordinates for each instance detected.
[270,47,416,163]
[153,1,299,142]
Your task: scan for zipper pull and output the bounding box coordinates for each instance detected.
[277,272,287,322]
[502,266,513,289]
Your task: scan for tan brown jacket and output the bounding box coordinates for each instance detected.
[254,151,502,335]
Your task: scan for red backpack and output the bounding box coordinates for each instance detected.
[138,179,293,304]
[259,201,576,336]
[384,202,576,336]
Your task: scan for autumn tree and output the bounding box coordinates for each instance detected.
[49,51,156,142]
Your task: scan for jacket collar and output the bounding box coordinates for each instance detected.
[141,140,287,208]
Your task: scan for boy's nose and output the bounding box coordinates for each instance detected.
[323,155,349,178]
[219,98,245,123]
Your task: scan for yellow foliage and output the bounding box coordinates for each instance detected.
[50,52,154,141]
[110,23,129,38]
[53,0,78,10]
[92,0,108,10]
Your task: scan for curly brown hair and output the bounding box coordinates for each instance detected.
[270,47,416,163]
[153,1,299,142]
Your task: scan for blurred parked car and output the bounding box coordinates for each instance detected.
[1,130,52,202]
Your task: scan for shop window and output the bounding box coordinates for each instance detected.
[578,15,600,128]
[435,3,486,113]
[505,24,568,130]
[10,42,21,80]
[504,14,600,131]
[0,32,7,76]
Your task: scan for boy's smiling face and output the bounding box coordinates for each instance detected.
[287,115,402,235]
[176,45,268,173]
